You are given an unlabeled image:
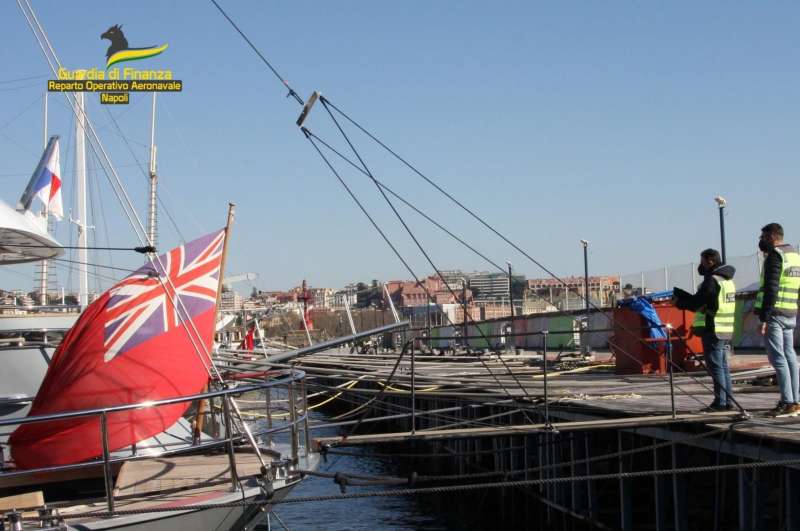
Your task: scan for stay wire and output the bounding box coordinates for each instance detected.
[203,0,711,409]
[208,0,303,105]
[51,257,138,275]
[306,130,504,272]
[304,132,536,421]
[321,97,568,415]
[305,129,710,405]
[320,97,716,409]
[306,128,626,317]
[102,105,188,244]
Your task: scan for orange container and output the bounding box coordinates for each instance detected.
[611,300,704,375]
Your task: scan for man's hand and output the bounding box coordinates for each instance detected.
[760,323,767,336]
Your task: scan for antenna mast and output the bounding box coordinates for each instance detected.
[37,92,49,305]
[75,92,88,309]
[147,92,158,250]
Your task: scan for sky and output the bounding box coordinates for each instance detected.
[1,1,799,294]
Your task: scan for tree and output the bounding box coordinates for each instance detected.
[511,276,527,300]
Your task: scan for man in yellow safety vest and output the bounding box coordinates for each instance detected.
[674,249,736,411]
[756,223,800,417]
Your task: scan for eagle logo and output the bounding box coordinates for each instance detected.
[101,25,168,69]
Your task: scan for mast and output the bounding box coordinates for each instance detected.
[75,92,88,309]
[38,92,49,305]
[214,203,236,313]
[147,93,158,250]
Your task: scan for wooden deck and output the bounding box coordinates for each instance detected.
[114,452,267,498]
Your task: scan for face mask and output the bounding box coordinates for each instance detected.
[759,239,772,252]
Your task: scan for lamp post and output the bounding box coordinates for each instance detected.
[580,239,590,356]
[580,240,590,313]
[461,278,469,352]
[715,196,727,263]
[506,260,515,353]
[506,260,514,319]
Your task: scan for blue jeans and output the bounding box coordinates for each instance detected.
[702,333,733,407]
[766,315,799,405]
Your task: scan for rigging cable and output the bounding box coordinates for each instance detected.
[303,131,537,417]
[208,0,304,105]
[200,0,707,412]
[318,98,719,407]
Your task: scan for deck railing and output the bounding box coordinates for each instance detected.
[0,368,308,518]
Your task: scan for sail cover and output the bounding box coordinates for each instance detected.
[10,229,225,469]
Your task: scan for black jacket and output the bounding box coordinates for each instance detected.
[758,244,795,322]
[674,264,736,333]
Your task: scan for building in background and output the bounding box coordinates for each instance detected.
[331,284,358,309]
[526,275,620,309]
[310,287,336,309]
[220,289,243,311]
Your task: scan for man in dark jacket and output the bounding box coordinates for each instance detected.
[755,223,800,417]
[673,249,736,411]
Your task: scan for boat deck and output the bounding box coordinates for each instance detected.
[54,451,271,522]
[113,452,267,498]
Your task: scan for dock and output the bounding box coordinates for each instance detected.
[217,343,800,530]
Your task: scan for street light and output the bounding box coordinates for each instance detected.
[506,260,514,319]
[714,196,727,263]
[580,240,589,312]
[580,239,590,356]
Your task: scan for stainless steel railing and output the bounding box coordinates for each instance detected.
[0,368,309,517]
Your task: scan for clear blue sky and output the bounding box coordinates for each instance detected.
[1,1,798,294]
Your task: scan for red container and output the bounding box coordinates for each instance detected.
[611,300,704,375]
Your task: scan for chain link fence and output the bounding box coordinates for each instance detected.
[620,252,763,295]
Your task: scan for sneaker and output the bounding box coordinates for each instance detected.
[782,403,800,417]
[769,402,800,418]
[701,403,730,413]
[768,402,788,417]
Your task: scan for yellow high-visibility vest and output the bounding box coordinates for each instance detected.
[690,275,736,339]
[713,278,736,340]
[756,247,800,317]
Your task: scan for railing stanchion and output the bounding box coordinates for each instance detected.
[100,412,115,515]
[411,339,416,435]
[288,376,299,463]
[542,331,552,430]
[222,394,240,491]
[665,325,677,419]
[301,379,310,457]
[265,387,273,447]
